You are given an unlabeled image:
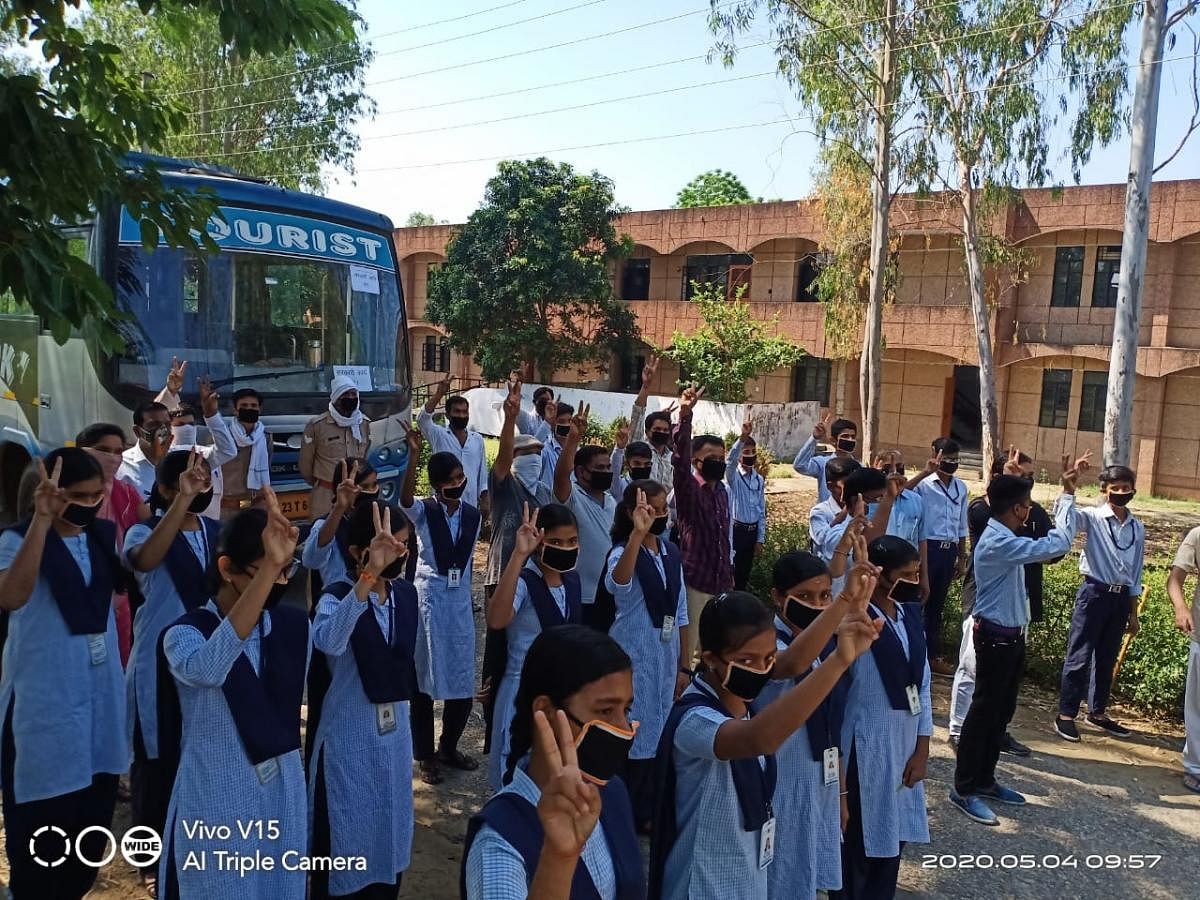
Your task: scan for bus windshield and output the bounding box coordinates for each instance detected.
[112,206,406,398]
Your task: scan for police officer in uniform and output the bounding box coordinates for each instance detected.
[300,376,372,520]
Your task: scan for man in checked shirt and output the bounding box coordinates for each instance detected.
[672,384,734,662]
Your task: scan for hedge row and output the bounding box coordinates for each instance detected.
[747,521,1189,716]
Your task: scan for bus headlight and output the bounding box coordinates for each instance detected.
[377,446,391,463]
[380,481,397,501]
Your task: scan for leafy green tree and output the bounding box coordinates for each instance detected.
[674,170,759,207]
[0,0,354,347]
[661,282,804,403]
[426,157,638,382]
[404,211,448,227]
[81,0,373,193]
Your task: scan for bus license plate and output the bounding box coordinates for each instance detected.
[278,493,310,521]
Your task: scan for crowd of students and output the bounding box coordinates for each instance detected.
[0,352,1197,900]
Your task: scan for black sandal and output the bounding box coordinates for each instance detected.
[419,760,444,785]
[438,748,479,771]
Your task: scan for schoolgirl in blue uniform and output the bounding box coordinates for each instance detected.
[834,535,932,900]
[0,448,128,898]
[650,584,882,900]
[756,551,855,900]
[156,495,310,900]
[124,449,219,894]
[463,624,645,900]
[486,502,583,790]
[401,442,483,784]
[310,499,417,900]
[602,480,689,828]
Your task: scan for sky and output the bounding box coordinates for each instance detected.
[313,0,1200,224]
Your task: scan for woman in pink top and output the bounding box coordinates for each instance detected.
[76,423,150,667]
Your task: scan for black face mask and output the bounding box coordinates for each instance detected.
[567,713,635,785]
[785,598,823,630]
[447,415,469,432]
[1107,491,1134,507]
[698,458,726,483]
[649,431,671,448]
[355,489,380,507]
[628,465,652,481]
[237,408,261,424]
[334,398,359,417]
[62,500,102,528]
[541,545,579,573]
[188,488,214,514]
[940,460,960,475]
[837,437,857,453]
[587,470,614,492]
[440,482,466,501]
[721,660,774,701]
[742,456,757,468]
[555,424,571,439]
[649,515,669,536]
[887,577,922,604]
[379,554,408,581]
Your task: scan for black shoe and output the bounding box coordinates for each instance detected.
[1000,732,1032,757]
[1086,714,1133,737]
[438,747,480,771]
[419,760,444,785]
[1055,717,1081,742]
[948,734,959,753]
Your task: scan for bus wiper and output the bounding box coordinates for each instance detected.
[208,368,325,389]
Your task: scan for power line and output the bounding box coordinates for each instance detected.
[252,49,1198,178]
[169,0,609,98]
[194,70,776,158]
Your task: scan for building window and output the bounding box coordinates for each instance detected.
[617,350,646,392]
[1038,369,1072,428]
[795,254,821,302]
[622,258,650,301]
[422,335,450,373]
[682,253,753,300]
[1078,371,1108,432]
[793,357,832,405]
[1050,246,1084,307]
[1092,245,1121,308]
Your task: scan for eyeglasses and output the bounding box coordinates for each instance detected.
[245,558,301,580]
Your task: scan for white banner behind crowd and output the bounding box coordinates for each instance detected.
[462,386,820,457]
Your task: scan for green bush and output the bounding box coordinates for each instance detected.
[747,521,812,600]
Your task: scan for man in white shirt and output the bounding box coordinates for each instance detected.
[418,375,489,512]
[154,375,237,520]
[117,400,172,502]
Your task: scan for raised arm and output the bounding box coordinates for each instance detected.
[553,403,588,504]
[199,376,237,465]
[793,411,829,476]
[127,451,208,572]
[671,385,704,503]
[400,426,422,509]
[0,459,65,611]
[611,490,653,588]
[155,356,186,409]
[313,463,361,549]
[486,504,540,629]
[422,374,450,417]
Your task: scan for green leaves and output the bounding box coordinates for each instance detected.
[426,157,638,382]
[0,0,358,347]
[660,282,804,403]
[674,170,759,208]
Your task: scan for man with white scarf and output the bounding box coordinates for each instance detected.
[219,387,273,521]
[300,375,372,518]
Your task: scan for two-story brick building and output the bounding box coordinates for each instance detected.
[394,179,1200,498]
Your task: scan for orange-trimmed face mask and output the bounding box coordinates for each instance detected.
[567,715,638,785]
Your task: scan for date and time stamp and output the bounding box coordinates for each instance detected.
[921,853,1163,870]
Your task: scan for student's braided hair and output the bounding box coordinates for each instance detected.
[503,625,631,785]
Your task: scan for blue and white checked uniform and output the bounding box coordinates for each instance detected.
[465,766,617,900]
[0,531,127,802]
[809,496,841,551]
[308,588,413,895]
[725,440,766,542]
[886,490,926,550]
[662,679,767,900]
[401,498,480,699]
[753,620,842,898]
[488,565,567,789]
[793,436,834,501]
[417,408,489,508]
[817,518,851,598]
[973,496,1076,627]
[124,521,210,759]
[1077,504,1145,594]
[301,517,350,586]
[605,544,689,760]
[160,602,311,899]
[916,473,969,543]
[840,603,932,858]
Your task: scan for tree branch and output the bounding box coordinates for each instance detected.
[1154,23,1200,173]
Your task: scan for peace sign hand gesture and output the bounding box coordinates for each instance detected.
[32,457,68,522]
[503,377,523,421]
[534,709,602,862]
[335,461,361,511]
[1061,449,1093,493]
[740,407,754,441]
[813,410,832,442]
[569,403,590,442]
[363,503,405,587]
[631,488,655,535]
[176,450,209,499]
[924,448,944,476]
[259,487,300,571]
[199,375,219,418]
[166,356,188,395]
[514,502,543,558]
[1003,445,1024,476]
[679,384,705,416]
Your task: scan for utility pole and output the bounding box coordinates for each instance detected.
[860,0,896,462]
[140,71,154,153]
[1103,0,1167,466]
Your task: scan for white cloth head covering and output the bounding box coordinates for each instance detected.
[328,376,365,440]
[330,375,357,403]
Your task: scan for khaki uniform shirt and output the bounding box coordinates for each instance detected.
[300,412,372,517]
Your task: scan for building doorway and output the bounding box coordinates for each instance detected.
[948,365,982,449]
